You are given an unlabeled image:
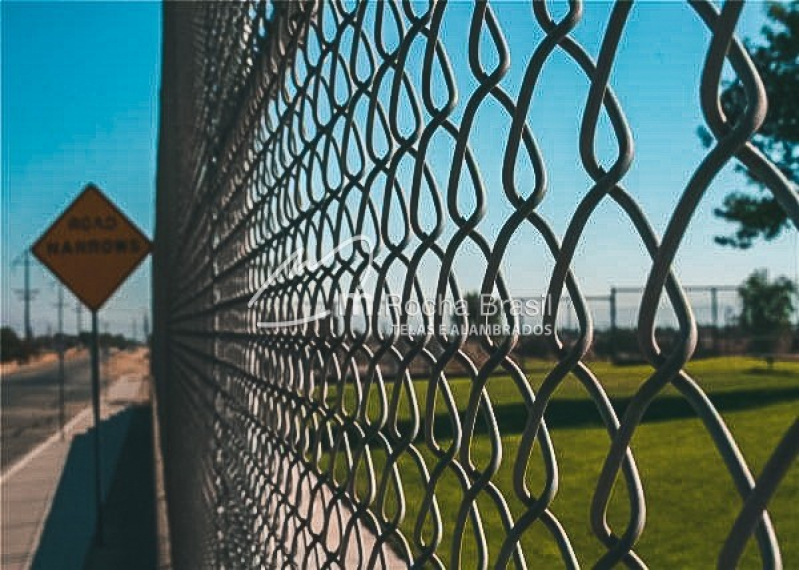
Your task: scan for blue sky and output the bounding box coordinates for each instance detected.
[2,1,160,337]
[2,1,796,336]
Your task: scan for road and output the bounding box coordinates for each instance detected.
[1,351,114,469]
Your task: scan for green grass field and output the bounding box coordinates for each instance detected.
[319,357,798,567]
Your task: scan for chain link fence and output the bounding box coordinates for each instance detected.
[153,1,798,568]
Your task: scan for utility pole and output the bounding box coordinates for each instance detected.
[76,302,83,339]
[103,321,110,362]
[12,249,38,342]
[54,286,67,436]
[143,311,150,344]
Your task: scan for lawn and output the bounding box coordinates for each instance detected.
[315,357,799,567]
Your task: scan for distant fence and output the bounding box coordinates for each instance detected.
[153,1,798,568]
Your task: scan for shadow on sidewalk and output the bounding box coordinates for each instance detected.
[31,405,156,570]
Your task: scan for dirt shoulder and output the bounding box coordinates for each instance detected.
[1,347,88,377]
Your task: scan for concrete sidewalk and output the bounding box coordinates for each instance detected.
[1,373,150,570]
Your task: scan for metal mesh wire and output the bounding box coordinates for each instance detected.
[153,1,799,568]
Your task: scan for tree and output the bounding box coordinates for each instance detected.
[737,269,797,354]
[700,2,798,248]
[1,327,25,363]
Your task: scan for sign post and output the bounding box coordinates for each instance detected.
[31,183,151,546]
[90,311,103,544]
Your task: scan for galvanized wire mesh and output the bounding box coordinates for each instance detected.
[153,1,799,568]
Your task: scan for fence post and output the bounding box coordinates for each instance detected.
[609,287,617,361]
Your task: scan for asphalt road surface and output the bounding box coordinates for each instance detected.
[1,352,114,469]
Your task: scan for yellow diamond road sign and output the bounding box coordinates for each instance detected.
[32,184,152,311]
